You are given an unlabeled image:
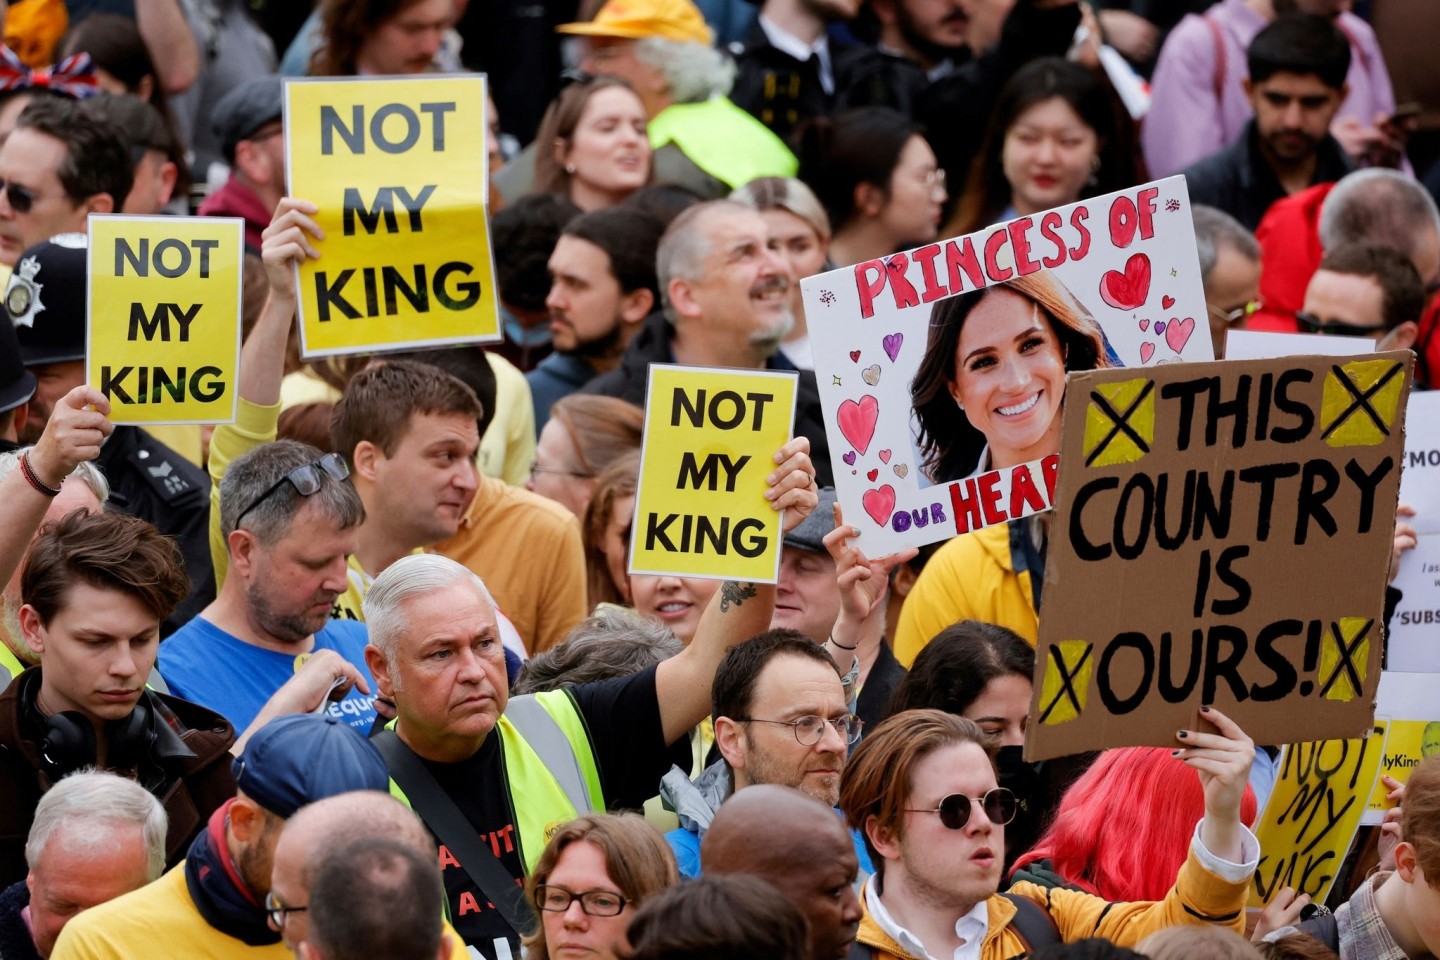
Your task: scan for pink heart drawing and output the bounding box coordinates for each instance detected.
[1162,295,1176,309]
[837,395,879,456]
[878,449,892,464]
[1139,342,1156,364]
[1166,316,1195,354]
[862,485,896,526]
[842,451,856,466]
[882,332,904,362]
[1138,318,1149,331]
[1098,253,1151,311]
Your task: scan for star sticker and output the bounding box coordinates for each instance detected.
[832,375,843,386]
[1170,268,1178,277]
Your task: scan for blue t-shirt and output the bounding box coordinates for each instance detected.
[666,810,874,878]
[158,617,378,735]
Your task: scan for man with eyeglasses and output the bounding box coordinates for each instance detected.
[50,714,390,960]
[1193,205,1263,359]
[198,76,287,255]
[0,97,131,269]
[838,708,1259,960]
[267,791,468,959]
[1297,242,1424,350]
[662,629,873,877]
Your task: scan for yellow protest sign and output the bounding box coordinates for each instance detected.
[1367,719,1440,816]
[86,215,243,425]
[284,75,499,358]
[630,365,798,582]
[1250,721,1387,908]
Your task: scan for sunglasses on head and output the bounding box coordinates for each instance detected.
[905,787,1018,830]
[234,452,351,529]
[1294,310,1379,338]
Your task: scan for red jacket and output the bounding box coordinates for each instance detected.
[1249,183,1335,334]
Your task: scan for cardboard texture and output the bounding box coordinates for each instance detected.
[1026,352,1413,761]
[283,75,500,357]
[629,365,798,583]
[86,215,244,425]
[799,177,1215,556]
[1249,723,1388,908]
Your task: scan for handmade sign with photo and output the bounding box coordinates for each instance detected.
[801,176,1213,555]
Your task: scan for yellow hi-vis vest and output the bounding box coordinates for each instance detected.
[387,690,606,874]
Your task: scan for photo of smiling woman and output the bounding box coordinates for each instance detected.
[911,271,1114,482]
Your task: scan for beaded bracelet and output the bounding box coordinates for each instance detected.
[19,453,61,497]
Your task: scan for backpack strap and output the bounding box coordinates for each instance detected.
[1204,11,1227,104]
[504,693,594,816]
[1002,893,1062,957]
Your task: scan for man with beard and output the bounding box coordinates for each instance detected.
[157,438,377,735]
[662,630,872,877]
[528,208,665,429]
[1182,14,1353,231]
[586,200,834,483]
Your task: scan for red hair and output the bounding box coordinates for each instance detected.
[1010,747,1258,901]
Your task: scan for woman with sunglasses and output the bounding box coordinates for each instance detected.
[840,708,1259,960]
[523,813,678,960]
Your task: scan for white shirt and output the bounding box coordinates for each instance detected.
[864,819,1261,960]
[757,14,835,95]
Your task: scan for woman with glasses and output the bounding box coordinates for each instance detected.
[526,395,644,520]
[523,813,678,960]
[946,58,1143,237]
[795,108,947,268]
[1008,747,1259,900]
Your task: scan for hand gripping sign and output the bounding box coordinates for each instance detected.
[800,176,1214,557]
[1026,352,1412,762]
[87,215,243,425]
[284,75,500,357]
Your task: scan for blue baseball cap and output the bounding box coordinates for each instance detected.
[232,714,390,818]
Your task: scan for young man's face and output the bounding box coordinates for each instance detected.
[355,0,453,75]
[1245,71,1345,165]
[21,582,160,723]
[367,411,480,546]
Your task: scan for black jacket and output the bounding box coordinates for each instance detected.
[585,312,835,487]
[96,426,215,637]
[728,22,873,143]
[1181,121,1354,231]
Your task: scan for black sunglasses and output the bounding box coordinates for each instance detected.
[1294,310,1378,339]
[234,452,350,529]
[0,179,53,215]
[905,788,1018,830]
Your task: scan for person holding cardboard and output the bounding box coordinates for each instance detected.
[840,707,1260,960]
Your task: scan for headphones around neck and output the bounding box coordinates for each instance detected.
[24,676,159,781]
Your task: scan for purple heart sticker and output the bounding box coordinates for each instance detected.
[843,451,857,466]
[1155,321,1167,334]
[882,332,903,362]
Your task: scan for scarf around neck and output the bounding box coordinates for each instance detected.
[183,799,281,946]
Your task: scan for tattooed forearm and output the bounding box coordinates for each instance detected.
[719,581,758,613]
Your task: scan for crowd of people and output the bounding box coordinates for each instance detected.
[0,0,1435,957]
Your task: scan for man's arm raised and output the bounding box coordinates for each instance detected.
[0,387,112,589]
[652,437,818,744]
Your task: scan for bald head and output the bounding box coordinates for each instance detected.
[270,791,436,952]
[703,785,862,960]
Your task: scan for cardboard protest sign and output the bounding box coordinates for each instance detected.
[86,215,243,424]
[1249,723,1387,908]
[629,365,798,583]
[1387,391,1440,670]
[284,75,499,358]
[799,177,1214,556]
[1026,352,1412,762]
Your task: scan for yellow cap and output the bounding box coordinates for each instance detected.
[557,0,713,46]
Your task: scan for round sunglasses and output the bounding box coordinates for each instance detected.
[905,787,1018,830]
